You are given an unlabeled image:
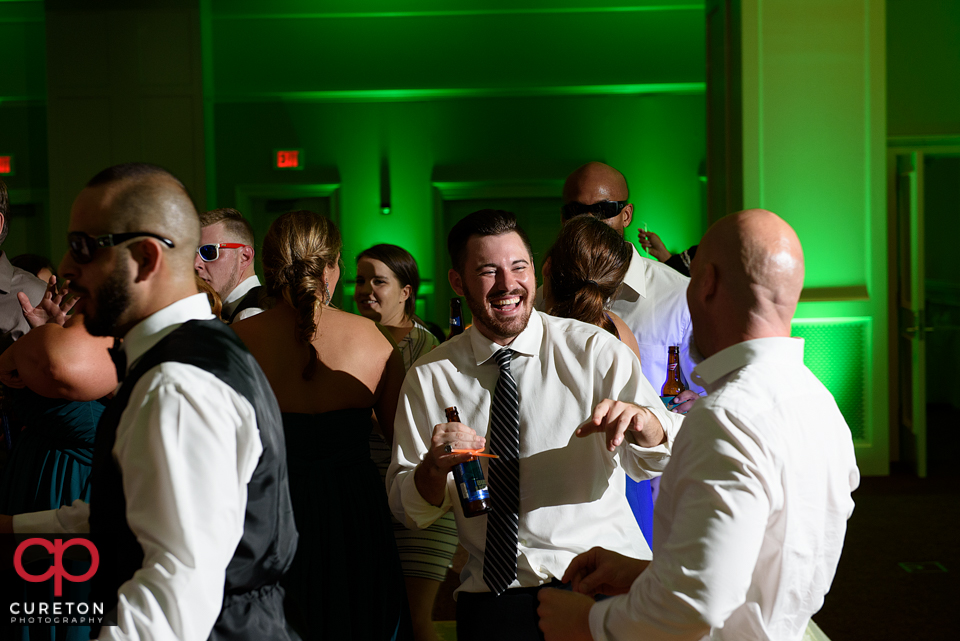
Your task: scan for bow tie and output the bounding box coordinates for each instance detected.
[108,339,127,383]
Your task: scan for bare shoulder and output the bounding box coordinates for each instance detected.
[322,308,393,351]
[231,308,283,349]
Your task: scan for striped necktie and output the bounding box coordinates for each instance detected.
[483,348,521,595]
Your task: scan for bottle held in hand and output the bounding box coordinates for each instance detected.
[445,406,491,518]
[660,345,686,409]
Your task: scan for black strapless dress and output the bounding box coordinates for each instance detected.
[281,408,412,641]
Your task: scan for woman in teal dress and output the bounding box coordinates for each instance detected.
[0,303,117,641]
[233,211,411,641]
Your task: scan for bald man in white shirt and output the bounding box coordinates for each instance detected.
[537,209,860,641]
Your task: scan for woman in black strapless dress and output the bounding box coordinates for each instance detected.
[233,211,411,641]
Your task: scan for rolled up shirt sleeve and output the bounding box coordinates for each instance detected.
[386,371,454,530]
[99,365,262,641]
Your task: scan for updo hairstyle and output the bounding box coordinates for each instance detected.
[356,243,421,321]
[262,210,342,379]
[545,215,632,336]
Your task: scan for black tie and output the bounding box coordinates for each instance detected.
[483,348,521,595]
[108,339,126,383]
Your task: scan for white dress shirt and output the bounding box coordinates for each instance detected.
[14,294,264,641]
[607,245,704,396]
[387,311,684,596]
[223,275,263,322]
[589,337,860,641]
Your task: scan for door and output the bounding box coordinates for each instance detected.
[895,151,927,476]
[235,184,340,303]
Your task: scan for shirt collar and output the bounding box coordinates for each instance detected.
[691,336,805,392]
[620,244,647,299]
[223,275,261,306]
[119,294,216,375]
[468,308,544,366]
[0,252,14,294]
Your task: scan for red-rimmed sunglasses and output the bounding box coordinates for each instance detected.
[196,243,248,262]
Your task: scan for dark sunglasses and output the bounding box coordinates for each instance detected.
[196,243,248,262]
[68,231,176,264]
[560,200,629,221]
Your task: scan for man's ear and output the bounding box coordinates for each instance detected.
[699,262,717,302]
[621,203,634,230]
[239,244,255,271]
[129,238,163,283]
[448,268,464,296]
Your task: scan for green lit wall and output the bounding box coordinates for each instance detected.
[0,0,50,259]
[742,0,888,474]
[206,0,708,326]
[887,0,960,137]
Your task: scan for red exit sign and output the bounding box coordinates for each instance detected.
[274,149,303,170]
[0,156,12,175]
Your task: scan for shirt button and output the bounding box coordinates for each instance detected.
[519,539,527,547]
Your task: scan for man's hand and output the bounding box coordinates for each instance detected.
[576,400,665,451]
[638,230,671,263]
[19,276,77,328]
[668,389,700,414]
[537,588,594,641]
[414,419,486,506]
[562,546,649,597]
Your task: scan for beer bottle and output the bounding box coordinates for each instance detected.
[445,406,492,518]
[660,345,686,408]
[449,298,464,339]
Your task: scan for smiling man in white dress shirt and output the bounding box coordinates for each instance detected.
[537,209,860,641]
[387,209,684,641]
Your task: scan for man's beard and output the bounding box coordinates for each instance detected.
[83,260,133,337]
[461,280,532,342]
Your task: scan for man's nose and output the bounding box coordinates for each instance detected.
[58,252,76,281]
[194,252,204,272]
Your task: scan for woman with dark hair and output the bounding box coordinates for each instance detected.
[542,216,654,548]
[232,212,411,641]
[354,244,454,641]
[542,216,642,362]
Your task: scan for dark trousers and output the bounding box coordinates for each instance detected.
[456,580,568,641]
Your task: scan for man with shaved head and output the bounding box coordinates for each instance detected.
[5,164,297,640]
[558,162,704,403]
[538,210,860,641]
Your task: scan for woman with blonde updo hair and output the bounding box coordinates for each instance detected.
[542,215,642,362]
[233,210,411,641]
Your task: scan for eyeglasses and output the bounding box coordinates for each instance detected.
[560,200,629,221]
[196,243,248,262]
[68,231,176,264]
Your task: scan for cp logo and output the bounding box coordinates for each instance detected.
[14,538,99,596]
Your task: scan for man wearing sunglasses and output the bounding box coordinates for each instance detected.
[195,208,263,323]
[558,162,704,408]
[3,163,297,641]
[0,178,47,353]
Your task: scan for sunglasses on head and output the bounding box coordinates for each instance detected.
[560,200,629,221]
[68,231,176,265]
[196,243,248,262]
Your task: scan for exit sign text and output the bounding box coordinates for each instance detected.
[275,149,303,170]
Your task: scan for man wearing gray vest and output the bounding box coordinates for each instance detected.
[3,164,297,641]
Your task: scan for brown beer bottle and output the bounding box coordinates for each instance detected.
[445,406,492,517]
[661,346,686,401]
[449,298,465,339]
